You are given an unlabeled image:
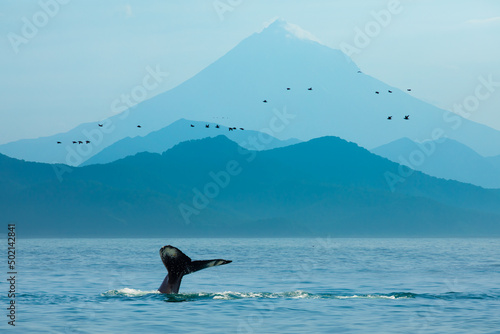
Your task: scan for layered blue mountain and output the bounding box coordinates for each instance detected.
[81,119,300,166]
[371,138,500,188]
[3,19,500,168]
[2,135,499,237]
[489,155,500,170]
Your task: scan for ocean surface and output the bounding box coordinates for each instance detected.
[1,238,499,333]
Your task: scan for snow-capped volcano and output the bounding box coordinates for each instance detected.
[260,18,323,44]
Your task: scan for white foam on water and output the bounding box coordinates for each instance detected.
[336,294,409,300]
[101,289,414,300]
[102,288,160,297]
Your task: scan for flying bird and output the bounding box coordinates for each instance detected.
[86,141,90,144]
[205,124,209,128]
[78,141,83,144]
[216,125,220,128]
[57,141,61,144]
[72,141,77,144]
[407,88,412,92]
[263,100,267,103]
[98,124,103,127]
[387,116,392,120]
[240,128,244,130]
[404,115,410,120]
[388,90,393,93]
[308,87,313,90]
[228,128,233,131]
[375,91,380,94]
[286,88,291,90]
[190,124,194,127]
[137,125,141,128]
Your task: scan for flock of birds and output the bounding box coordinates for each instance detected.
[359,70,413,120]
[262,87,313,104]
[189,124,244,131]
[56,124,142,144]
[260,77,412,122]
[190,86,315,131]
[56,70,413,145]
[375,89,412,121]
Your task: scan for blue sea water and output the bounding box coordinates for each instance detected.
[1,238,499,333]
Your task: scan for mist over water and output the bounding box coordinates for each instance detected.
[2,238,499,333]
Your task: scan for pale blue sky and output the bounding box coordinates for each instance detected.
[1,0,499,144]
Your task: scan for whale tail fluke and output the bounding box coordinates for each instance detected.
[158,245,231,294]
[189,259,232,273]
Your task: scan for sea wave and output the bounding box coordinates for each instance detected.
[6,289,498,306]
[101,288,161,297]
[100,289,418,302]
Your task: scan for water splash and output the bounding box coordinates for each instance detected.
[101,288,160,297]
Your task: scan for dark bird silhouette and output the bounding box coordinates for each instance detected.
[375,91,380,94]
[229,128,233,131]
[387,116,392,120]
[404,115,410,120]
[232,127,237,130]
[263,100,267,103]
[86,141,90,144]
[98,124,103,127]
[57,141,61,144]
[240,128,244,130]
[216,125,220,128]
[190,124,194,127]
[357,70,362,73]
[72,141,77,144]
[205,124,209,128]
[407,88,412,92]
[286,88,291,90]
[78,141,83,144]
[388,90,393,93]
[308,87,313,90]
[137,125,141,128]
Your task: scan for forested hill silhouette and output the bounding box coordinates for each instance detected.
[1,135,500,237]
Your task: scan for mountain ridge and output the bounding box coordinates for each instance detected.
[371,137,500,188]
[2,135,500,237]
[81,118,301,166]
